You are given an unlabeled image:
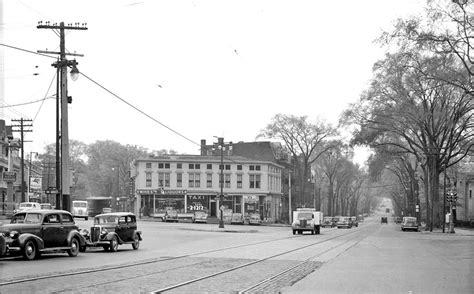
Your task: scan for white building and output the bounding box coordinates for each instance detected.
[131,154,284,222]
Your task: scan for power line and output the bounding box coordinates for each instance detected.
[80,71,202,149]
[0,96,54,109]
[0,43,57,59]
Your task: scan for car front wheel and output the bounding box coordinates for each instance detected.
[23,240,37,260]
[132,234,140,250]
[109,236,119,252]
[68,237,80,257]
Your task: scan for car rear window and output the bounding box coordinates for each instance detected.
[297,213,313,219]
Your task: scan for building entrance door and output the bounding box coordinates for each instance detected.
[210,201,216,217]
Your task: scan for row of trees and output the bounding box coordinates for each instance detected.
[258,1,473,226]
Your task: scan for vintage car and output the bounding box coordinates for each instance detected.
[401,216,419,231]
[322,217,336,228]
[350,216,359,227]
[381,216,388,224]
[231,213,245,225]
[337,216,352,229]
[102,207,112,214]
[72,200,89,220]
[292,208,323,235]
[13,202,41,214]
[394,217,403,224]
[40,203,53,210]
[0,210,85,260]
[80,212,142,252]
[163,209,179,222]
[248,213,261,225]
[192,211,208,223]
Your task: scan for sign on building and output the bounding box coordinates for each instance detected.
[30,176,42,190]
[2,171,16,183]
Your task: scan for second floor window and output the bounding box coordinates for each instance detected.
[146,172,152,187]
[249,174,261,189]
[237,174,242,188]
[225,174,231,188]
[146,162,152,169]
[206,174,212,188]
[177,173,182,187]
[189,173,200,188]
[158,173,170,187]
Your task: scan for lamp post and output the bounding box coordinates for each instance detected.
[213,137,232,229]
[112,166,120,211]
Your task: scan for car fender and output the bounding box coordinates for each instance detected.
[105,232,123,244]
[135,231,143,241]
[68,230,86,247]
[18,233,45,250]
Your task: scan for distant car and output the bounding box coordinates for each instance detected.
[350,216,359,227]
[192,211,208,223]
[381,216,388,224]
[80,212,142,252]
[40,203,53,210]
[231,213,245,225]
[322,217,336,228]
[13,202,41,214]
[337,216,352,229]
[102,207,112,214]
[72,200,89,220]
[394,217,403,224]
[401,217,418,232]
[249,213,261,225]
[0,210,85,260]
[163,209,178,222]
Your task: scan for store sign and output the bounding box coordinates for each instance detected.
[30,176,42,190]
[136,188,187,195]
[2,171,16,183]
[244,195,258,202]
[187,195,209,211]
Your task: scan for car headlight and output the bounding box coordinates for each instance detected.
[9,231,19,239]
[100,228,108,236]
[80,229,89,237]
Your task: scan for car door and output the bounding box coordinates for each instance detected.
[42,213,64,247]
[116,216,129,241]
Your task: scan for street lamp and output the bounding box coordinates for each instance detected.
[69,60,80,81]
[213,137,232,229]
[112,166,120,211]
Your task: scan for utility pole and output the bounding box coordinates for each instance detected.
[213,137,232,229]
[288,171,292,224]
[37,21,87,211]
[11,118,32,202]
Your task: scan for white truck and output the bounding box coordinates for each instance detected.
[292,208,323,235]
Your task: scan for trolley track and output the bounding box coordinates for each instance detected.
[0,226,370,294]
[151,225,374,293]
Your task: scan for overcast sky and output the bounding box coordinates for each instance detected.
[1,0,426,164]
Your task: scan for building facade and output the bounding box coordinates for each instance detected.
[131,154,284,222]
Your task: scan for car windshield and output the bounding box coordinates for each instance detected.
[297,213,313,219]
[95,216,118,224]
[19,203,33,208]
[341,217,350,221]
[73,202,87,208]
[41,204,52,209]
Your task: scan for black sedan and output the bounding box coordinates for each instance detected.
[0,209,85,260]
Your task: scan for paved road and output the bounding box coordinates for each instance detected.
[0,216,472,293]
[283,220,474,294]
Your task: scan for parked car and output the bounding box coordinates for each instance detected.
[13,202,41,214]
[163,209,178,222]
[72,200,89,220]
[231,213,245,225]
[337,216,352,229]
[394,217,403,224]
[322,217,336,228]
[350,216,359,227]
[248,213,262,225]
[40,203,53,210]
[192,211,208,223]
[292,208,323,235]
[80,212,142,252]
[0,210,85,260]
[381,216,388,224]
[401,216,419,231]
